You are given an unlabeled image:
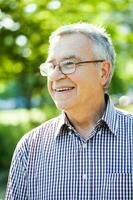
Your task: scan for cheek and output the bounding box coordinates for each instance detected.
[76,74,101,94]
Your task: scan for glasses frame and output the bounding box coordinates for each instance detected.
[40,59,105,77]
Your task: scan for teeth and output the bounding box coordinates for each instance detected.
[55,87,74,92]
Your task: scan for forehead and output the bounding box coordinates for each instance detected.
[48,33,94,61]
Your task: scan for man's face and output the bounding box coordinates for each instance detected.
[47,33,104,112]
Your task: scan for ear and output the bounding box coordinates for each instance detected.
[100,60,111,87]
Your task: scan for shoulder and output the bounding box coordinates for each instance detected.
[115,107,133,131]
[14,115,62,158]
[115,107,133,120]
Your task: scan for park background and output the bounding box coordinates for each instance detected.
[0,0,133,199]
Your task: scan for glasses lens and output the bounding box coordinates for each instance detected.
[40,63,54,76]
[60,61,75,74]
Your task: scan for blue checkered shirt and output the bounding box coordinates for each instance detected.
[6,95,133,200]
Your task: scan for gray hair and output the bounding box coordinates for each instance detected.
[49,23,116,91]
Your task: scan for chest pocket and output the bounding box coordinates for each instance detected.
[100,173,133,200]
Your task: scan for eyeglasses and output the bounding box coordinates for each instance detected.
[40,59,105,77]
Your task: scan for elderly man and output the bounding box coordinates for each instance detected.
[6,23,133,200]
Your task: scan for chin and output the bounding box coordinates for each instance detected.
[55,100,75,111]
[55,103,69,111]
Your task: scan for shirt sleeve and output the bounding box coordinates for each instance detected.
[5,135,29,200]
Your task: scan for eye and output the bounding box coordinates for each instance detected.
[61,60,75,68]
[63,60,74,65]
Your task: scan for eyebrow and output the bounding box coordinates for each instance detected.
[46,55,82,63]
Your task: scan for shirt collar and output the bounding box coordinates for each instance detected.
[101,94,118,135]
[55,94,118,138]
[55,112,72,138]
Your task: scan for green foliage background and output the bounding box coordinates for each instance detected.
[0,1,133,196]
[0,0,133,105]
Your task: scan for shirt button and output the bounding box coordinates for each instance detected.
[82,143,87,149]
[83,174,87,180]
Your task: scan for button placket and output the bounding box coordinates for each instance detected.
[82,142,88,181]
[82,141,88,199]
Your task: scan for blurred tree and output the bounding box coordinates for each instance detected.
[0,0,133,108]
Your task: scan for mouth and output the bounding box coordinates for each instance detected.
[54,87,75,92]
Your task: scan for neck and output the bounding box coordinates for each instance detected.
[66,95,106,139]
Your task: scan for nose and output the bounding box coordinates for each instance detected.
[48,66,66,81]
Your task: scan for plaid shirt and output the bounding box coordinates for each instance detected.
[6,95,133,200]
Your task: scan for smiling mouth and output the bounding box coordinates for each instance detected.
[54,87,75,92]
